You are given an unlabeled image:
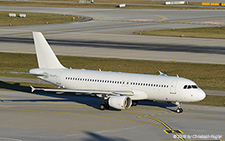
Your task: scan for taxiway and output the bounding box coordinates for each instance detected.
[0,7,225,64]
[0,90,224,141]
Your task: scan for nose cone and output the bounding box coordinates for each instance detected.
[198,89,206,101]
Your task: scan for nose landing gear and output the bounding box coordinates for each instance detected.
[175,102,183,113]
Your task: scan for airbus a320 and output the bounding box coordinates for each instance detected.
[20,32,206,113]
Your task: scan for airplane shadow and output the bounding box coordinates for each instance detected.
[138,100,177,112]
[0,81,103,110]
[0,81,177,112]
[82,131,128,141]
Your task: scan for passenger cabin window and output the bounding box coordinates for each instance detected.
[65,76,171,89]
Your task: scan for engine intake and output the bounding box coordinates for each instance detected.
[108,96,132,110]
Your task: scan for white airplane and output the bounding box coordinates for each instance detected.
[27,32,205,113]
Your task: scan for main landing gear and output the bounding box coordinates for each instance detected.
[175,102,183,113]
[99,99,109,110]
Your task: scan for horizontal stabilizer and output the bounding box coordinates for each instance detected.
[11,72,45,76]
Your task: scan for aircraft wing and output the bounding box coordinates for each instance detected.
[30,86,134,96]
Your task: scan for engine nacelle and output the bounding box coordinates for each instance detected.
[108,96,132,110]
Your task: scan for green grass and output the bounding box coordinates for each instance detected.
[135,27,225,39]
[0,52,225,91]
[0,11,82,26]
[190,95,225,107]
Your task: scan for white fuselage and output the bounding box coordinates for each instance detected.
[29,32,206,112]
[31,68,206,103]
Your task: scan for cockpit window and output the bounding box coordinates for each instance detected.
[183,85,198,89]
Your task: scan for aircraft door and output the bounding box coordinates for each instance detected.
[170,80,177,94]
[56,71,63,86]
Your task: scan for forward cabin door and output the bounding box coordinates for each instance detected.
[170,80,177,94]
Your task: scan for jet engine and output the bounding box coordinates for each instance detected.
[108,96,132,110]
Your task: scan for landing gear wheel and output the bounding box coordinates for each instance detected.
[175,102,183,113]
[99,104,105,110]
[176,107,183,113]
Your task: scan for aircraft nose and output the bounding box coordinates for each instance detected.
[198,89,206,101]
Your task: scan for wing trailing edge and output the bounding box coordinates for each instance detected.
[30,85,134,96]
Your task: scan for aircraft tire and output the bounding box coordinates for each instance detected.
[176,107,183,113]
[99,104,105,110]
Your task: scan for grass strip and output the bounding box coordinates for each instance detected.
[0,11,82,26]
[0,52,225,91]
[135,27,225,39]
[189,95,225,107]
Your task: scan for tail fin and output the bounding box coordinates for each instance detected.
[33,32,65,69]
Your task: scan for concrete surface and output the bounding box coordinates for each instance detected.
[0,7,225,64]
[0,90,224,141]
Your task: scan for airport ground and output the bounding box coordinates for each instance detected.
[0,6,225,64]
[0,90,224,141]
[0,5,224,141]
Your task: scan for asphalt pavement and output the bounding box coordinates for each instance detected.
[0,90,224,141]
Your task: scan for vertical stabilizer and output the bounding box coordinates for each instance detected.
[33,32,65,69]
